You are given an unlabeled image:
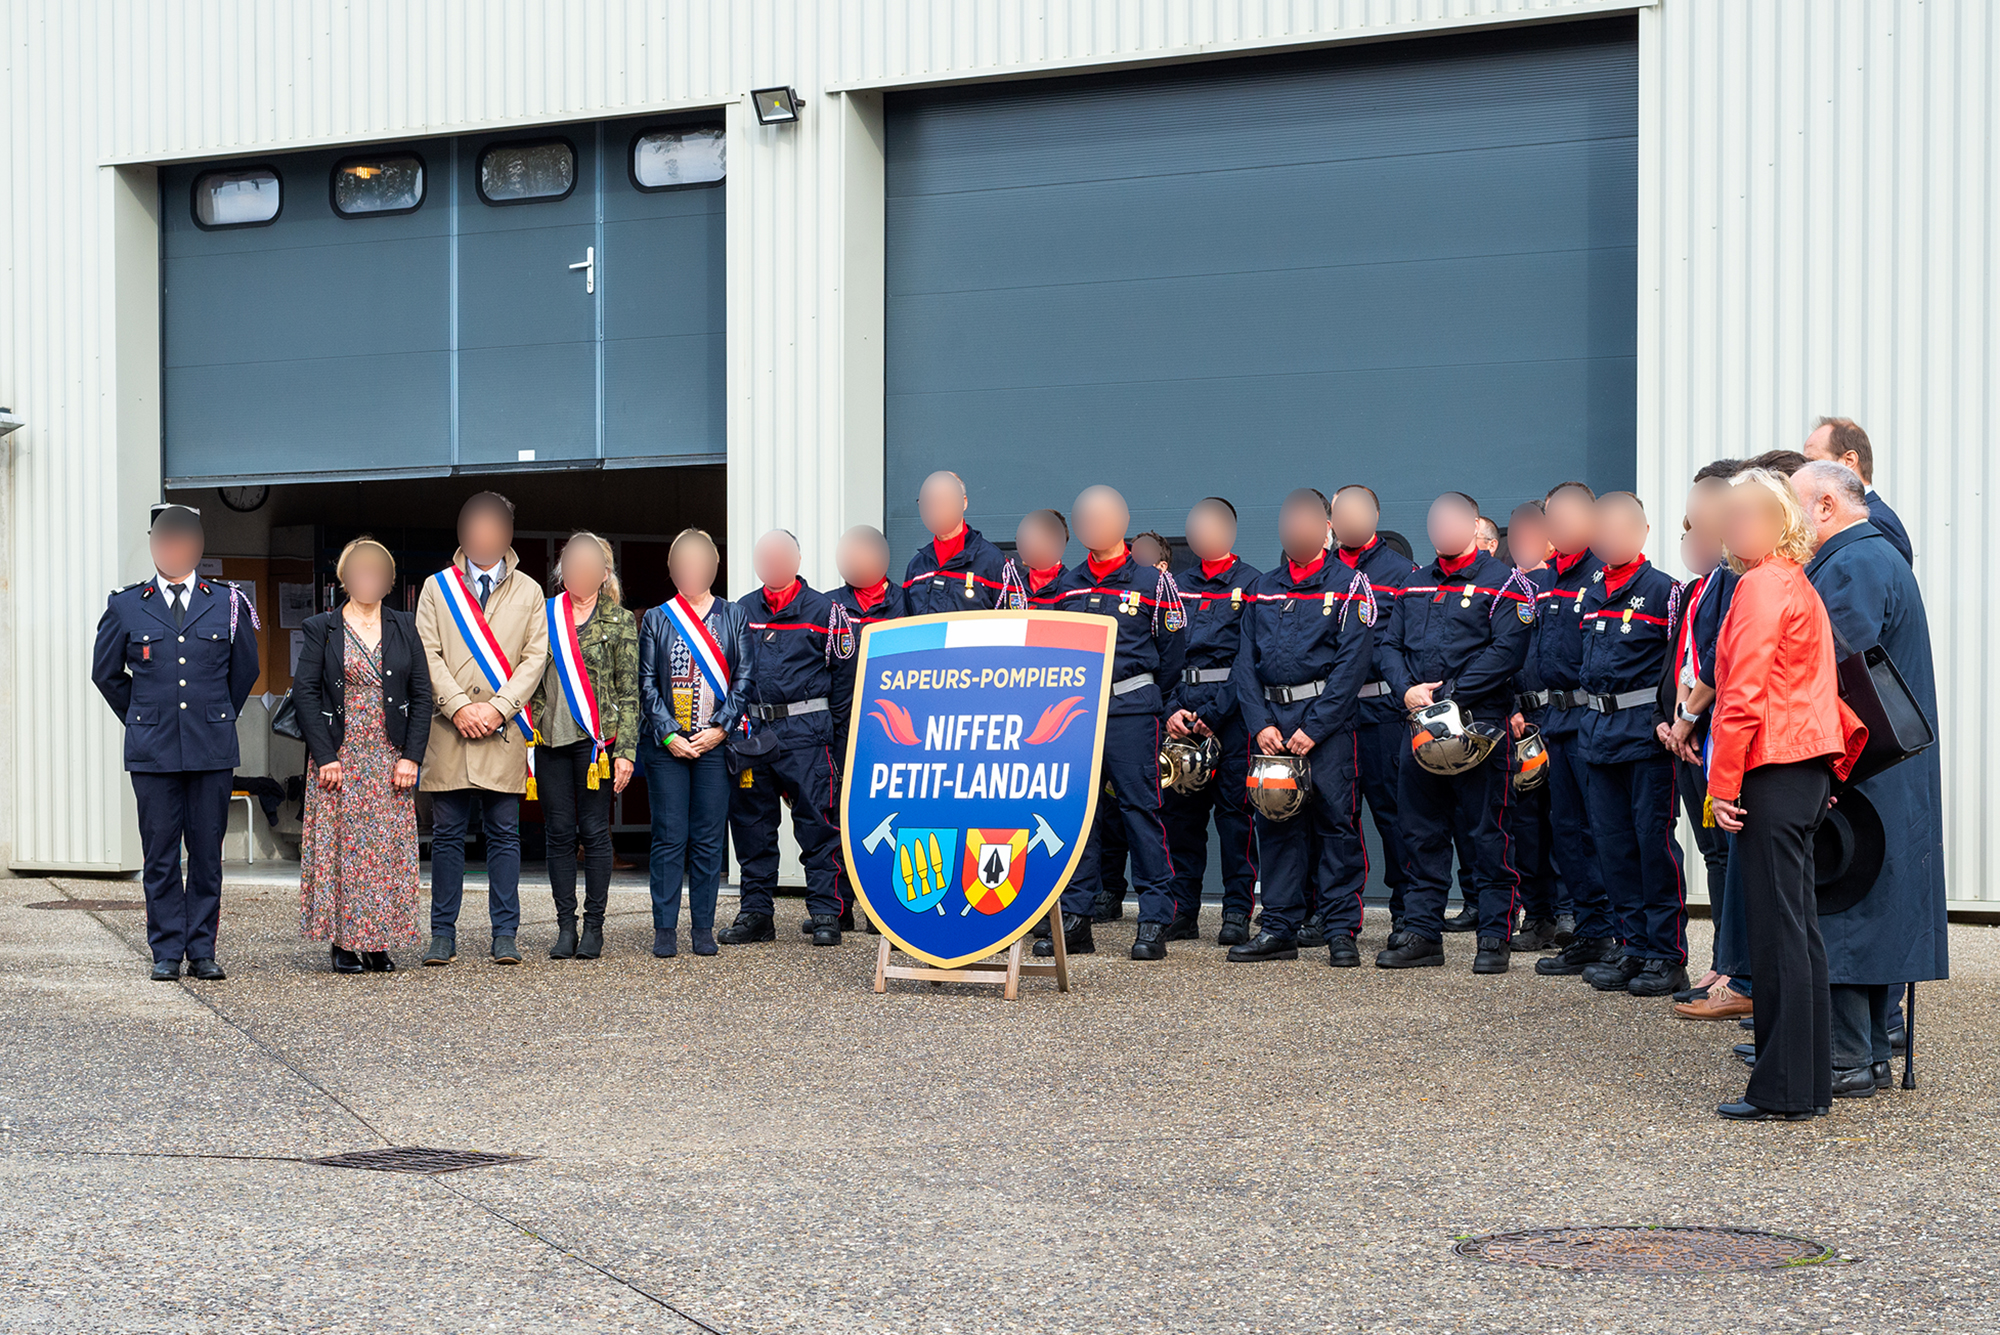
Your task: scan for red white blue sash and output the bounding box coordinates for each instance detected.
[432,567,535,745]
[547,592,606,751]
[662,594,730,701]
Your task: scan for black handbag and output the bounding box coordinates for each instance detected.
[269,691,304,740]
[1833,634,1933,787]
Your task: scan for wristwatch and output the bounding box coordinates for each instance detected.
[1676,702,1705,724]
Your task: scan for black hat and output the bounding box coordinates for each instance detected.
[1814,786,1886,916]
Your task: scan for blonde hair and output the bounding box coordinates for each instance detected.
[669,527,719,563]
[1725,468,1816,571]
[334,537,396,591]
[553,531,622,605]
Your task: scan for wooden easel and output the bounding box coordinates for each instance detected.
[873,905,1070,1001]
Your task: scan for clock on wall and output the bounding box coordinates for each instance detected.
[217,484,270,513]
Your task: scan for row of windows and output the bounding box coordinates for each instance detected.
[191,126,726,230]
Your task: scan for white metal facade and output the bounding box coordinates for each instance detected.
[2,0,1991,902]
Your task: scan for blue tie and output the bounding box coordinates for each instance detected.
[478,574,493,608]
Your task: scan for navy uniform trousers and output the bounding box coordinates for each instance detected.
[1355,718,1413,924]
[1162,715,1257,921]
[1062,714,1175,925]
[1256,729,1366,940]
[1584,752,1687,962]
[729,742,845,920]
[134,769,233,964]
[1545,729,1615,940]
[1512,780,1561,923]
[1397,738,1520,943]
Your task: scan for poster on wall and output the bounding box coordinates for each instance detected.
[278,583,315,629]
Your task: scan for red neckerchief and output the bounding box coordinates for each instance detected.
[932,526,966,565]
[1287,552,1325,583]
[1601,556,1646,595]
[764,579,802,613]
[1028,564,1063,593]
[1337,535,1379,568]
[1085,545,1128,582]
[851,579,888,613]
[1436,548,1478,577]
[1200,554,1236,580]
[1553,548,1589,577]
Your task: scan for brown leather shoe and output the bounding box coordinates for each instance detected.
[1673,989,1753,1020]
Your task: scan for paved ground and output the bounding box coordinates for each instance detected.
[5,872,1998,1335]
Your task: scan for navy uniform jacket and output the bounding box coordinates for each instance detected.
[1575,560,1678,765]
[832,580,909,631]
[1380,551,1533,724]
[1527,549,1605,737]
[1651,565,1737,741]
[1233,553,1375,745]
[93,578,261,773]
[1864,490,1914,567]
[736,580,854,747]
[902,526,1009,617]
[1023,562,1068,608]
[1049,551,1187,718]
[1805,522,1947,984]
[1165,554,1261,726]
[1512,566,1558,723]
[1340,538,1418,727]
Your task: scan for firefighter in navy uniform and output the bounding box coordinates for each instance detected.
[1329,484,1418,940]
[1376,492,1534,975]
[90,504,261,982]
[720,531,856,947]
[1500,502,1566,952]
[817,524,904,936]
[1008,509,1071,608]
[1035,486,1187,961]
[901,470,1009,616]
[1573,492,1689,997]
[1161,497,1262,945]
[1227,489,1375,966]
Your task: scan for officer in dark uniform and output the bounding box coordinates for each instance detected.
[1377,492,1533,974]
[901,471,1009,616]
[1007,509,1071,608]
[720,531,856,947]
[1501,502,1565,951]
[817,524,905,936]
[1036,486,1187,961]
[1162,497,1262,945]
[1574,493,1689,997]
[91,504,260,981]
[1530,481,1620,978]
[1227,489,1375,965]
[1330,484,1418,939]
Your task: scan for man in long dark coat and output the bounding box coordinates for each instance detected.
[1792,462,1947,1099]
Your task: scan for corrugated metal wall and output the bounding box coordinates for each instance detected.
[4,0,1993,898]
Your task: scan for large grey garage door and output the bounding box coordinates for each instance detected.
[885,20,1637,561]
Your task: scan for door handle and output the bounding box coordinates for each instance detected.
[569,245,595,295]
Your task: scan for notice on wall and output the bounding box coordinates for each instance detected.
[278,582,315,629]
[196,557,224,578]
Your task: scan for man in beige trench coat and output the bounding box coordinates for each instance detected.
[415,492,550,966]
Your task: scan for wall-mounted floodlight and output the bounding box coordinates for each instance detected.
[751,87,802,126]
[0,408,22,440]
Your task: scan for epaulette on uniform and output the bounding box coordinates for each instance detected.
[113,579,149,596]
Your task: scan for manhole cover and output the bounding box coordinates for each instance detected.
[1454,1226,1835,1273]
[308,1147,535,1176]
[26,899,147,911]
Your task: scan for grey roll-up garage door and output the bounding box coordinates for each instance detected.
[885,19,1638,562]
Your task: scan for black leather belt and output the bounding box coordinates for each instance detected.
[1111,673,1156,696]
[1516,689,1550,712]
[1583,689,1655,714]
[1545,688,1591,711]
[1357,681,1391,700]
[1182,667,1232,685]
[748,697,828,721]
[1263,679,1326,705]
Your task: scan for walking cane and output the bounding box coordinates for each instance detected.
[1900,981,1917,1090]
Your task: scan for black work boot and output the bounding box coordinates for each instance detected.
[1327,935,1361,968]
[1552,912,1578,946]
[1031,915,1053,939]
[1441,902,1480,933]
[1473,936,1511,974]
[1033,913,1096,957]
[1535,936,1621,976]
[1626,960,1690,997]
[549,924,579,959]
[1509,917,1559,952]
[809,915,842,947]
[1226,930,1298,963]
[717,912,776,945]
[1163,908,1201,942]
[1216,911,1252,947]
[1375,936,1446,969]
[1296,913,1327,949]
[1093,889,1126,922]
[1130,922,1168,960]
[1583,955,1646,992]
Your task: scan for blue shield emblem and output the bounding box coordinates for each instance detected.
[841,610,1115,968]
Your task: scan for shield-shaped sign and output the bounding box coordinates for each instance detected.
[841,610,1114,967]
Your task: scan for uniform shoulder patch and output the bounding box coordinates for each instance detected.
[1517,597,1535,624]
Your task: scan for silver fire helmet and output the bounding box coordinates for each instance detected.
[1158,733,1220,794]
[1245,751,1312,821]
[1408,700,1505,776]
[1511,724,1549,792]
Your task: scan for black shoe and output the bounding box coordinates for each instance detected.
[1375,936,1445,969]
[1473,937,1510,974]
[1440,904,1480,933]
[1509,918,1559,952]
[717,912,775,945]
[837,907,856,932]
[1733,1042,1757,1060]
[1226,930,1298,963]
[1672,985,1711,1004]
[810,915,842,947]
[576,925,603,959]
[330,945,364,975]
[1535,936,1620,976]
[187,958,226,981]
[1384,929,1413,950]
[1296,916,1326,949]
[1033,913,1096,957]
[549,926,579,960]
[421,935,456,966]
[490,936,522,965]
[361,951,395,973]
[1163,911,1201,942]
[654,929,678,958]
[150,960,181,982]
[1551,913,1577,946]
[1031,916,1053,940]
[1717,1100,1816,1121]
[1739,1015,1757,1031]
[1131,923,1168,960]
[862,914,881,935]
[1327,936,1361,968]
[1889,1024,1907,1053]
[1831,1065,1878,1100]
[1093,891,1125,923]
[798,917,815,936]
[691,928,718,956]
[1582,955,1644,991]
[1216,911,1252,947]
[1872,1060,1893,1089]
[1626,960,1690,997]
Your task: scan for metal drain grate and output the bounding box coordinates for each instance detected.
[27,899,147,911]
[1454,1226,1835,1273]
[308,1146,536,1176]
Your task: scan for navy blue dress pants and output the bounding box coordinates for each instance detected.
[429,788,523,941]
[1584,752,1688,962]
[131,768,232,964]
[1254,730,1365,940]
[1512,780,1562,922]
[1545,729,1613,940]
[1355,718,1413,922]
[1396,738,1519,943]
[1162,714,1257,920]
[729,741,844,919]
[1062,714,1175,925]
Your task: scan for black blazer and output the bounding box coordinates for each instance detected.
[639,596,753,742]
[293,608,432,767]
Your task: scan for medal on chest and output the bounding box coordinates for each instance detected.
[1460,582,1475,609]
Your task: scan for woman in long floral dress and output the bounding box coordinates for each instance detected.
[296,539,431,972]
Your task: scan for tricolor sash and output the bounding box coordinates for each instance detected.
[547,592,614,788]
[432,568,538,795]
[662,594,731,704]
